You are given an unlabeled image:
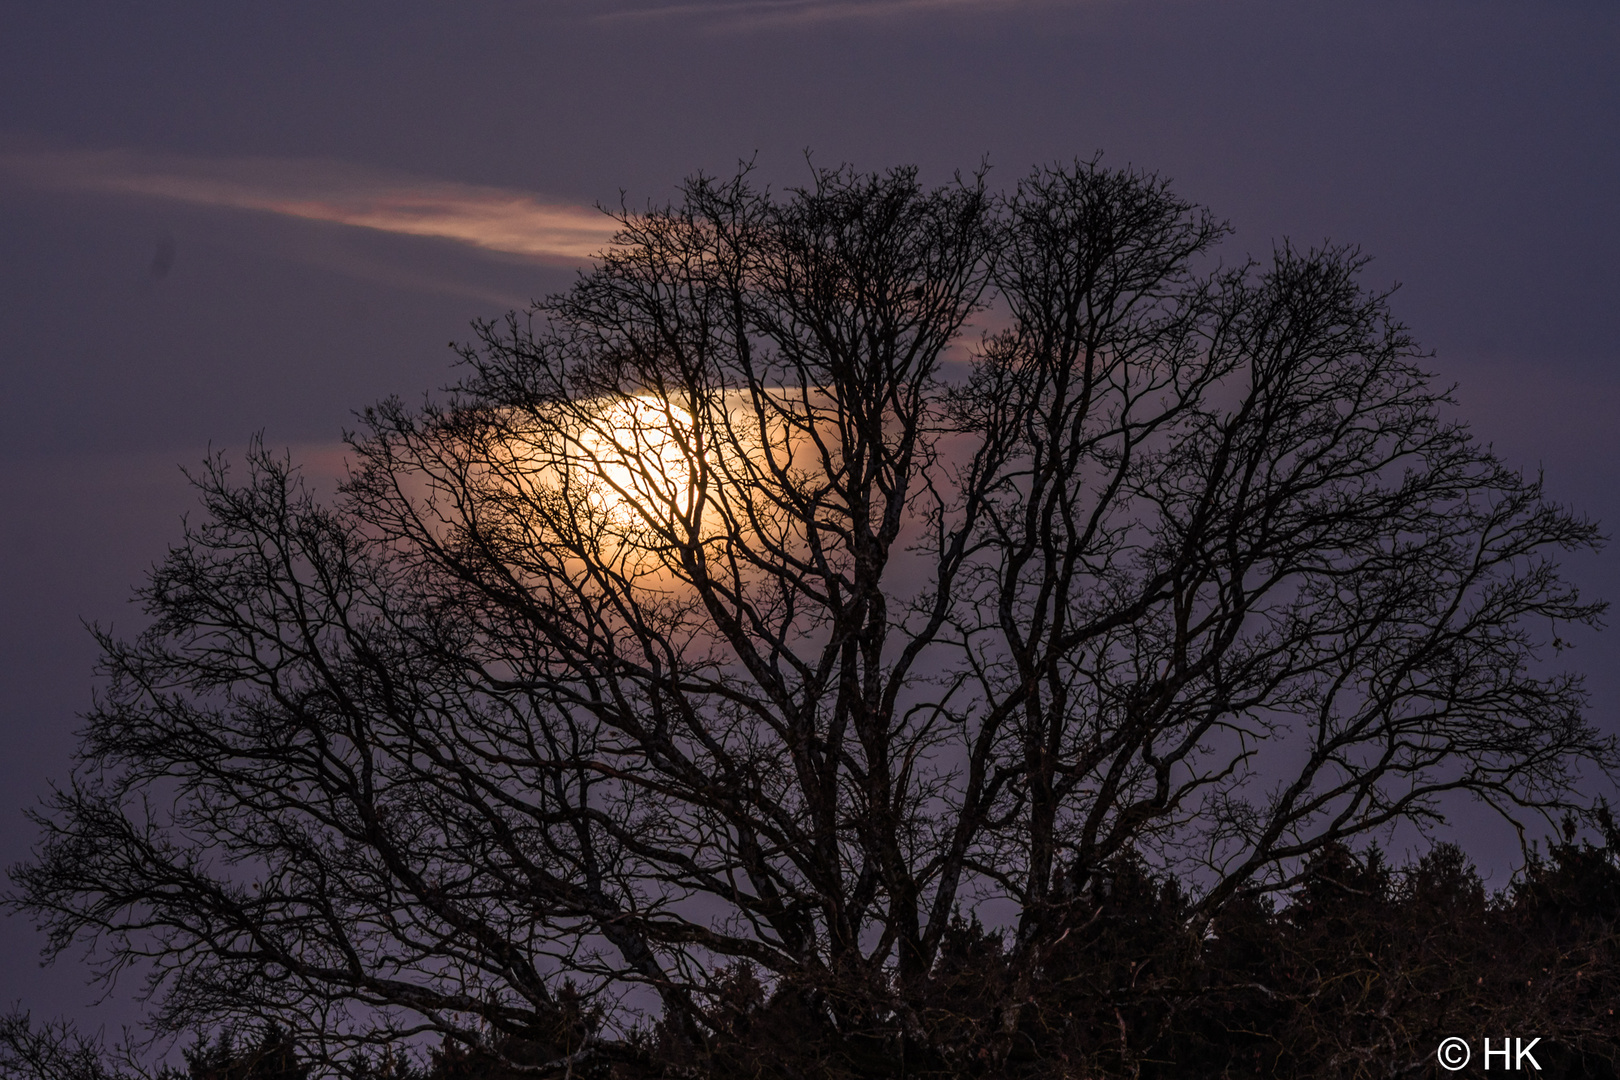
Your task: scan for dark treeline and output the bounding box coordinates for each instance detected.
[141,823,1620,1080]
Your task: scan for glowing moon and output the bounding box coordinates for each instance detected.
[569,394,700,531]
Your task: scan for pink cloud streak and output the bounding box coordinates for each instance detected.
[1,150,617,262]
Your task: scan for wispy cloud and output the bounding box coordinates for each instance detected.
[597,0,1035,28]
[1,150,618,262]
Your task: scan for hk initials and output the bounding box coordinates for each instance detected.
[1479,1038,1541,1071]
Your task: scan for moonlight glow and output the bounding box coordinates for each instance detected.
[570,394,700,530]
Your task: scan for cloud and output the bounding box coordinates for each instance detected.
[1,150,618,262]
[596,0,1036,28]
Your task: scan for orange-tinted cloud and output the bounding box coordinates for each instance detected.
[1,150,617,262]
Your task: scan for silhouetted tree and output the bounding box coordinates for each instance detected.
[8,159,1612,1077]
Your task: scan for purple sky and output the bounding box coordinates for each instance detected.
[2,0,1618,1031]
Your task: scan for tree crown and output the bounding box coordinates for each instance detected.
[10,158,1610,1074]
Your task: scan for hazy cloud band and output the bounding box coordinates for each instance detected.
[597,0,1035,28]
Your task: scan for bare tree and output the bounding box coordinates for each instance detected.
[10,160,1610,1074]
